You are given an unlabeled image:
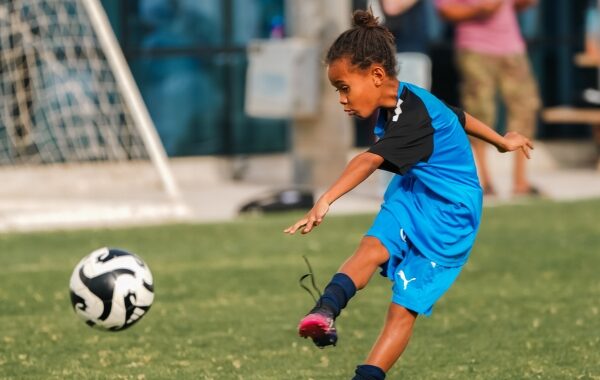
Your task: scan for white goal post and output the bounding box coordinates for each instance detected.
[0,0,188,231]
[80,0,181,200]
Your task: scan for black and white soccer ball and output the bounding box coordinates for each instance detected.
[69,247,154,331]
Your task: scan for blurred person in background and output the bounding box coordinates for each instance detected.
[377,0,430,60]
[372,0,442,90]
[435,0,541,197]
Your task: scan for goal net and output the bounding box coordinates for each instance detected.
[0,0,188,231]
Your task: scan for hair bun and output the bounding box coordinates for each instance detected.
[352,9,379,28]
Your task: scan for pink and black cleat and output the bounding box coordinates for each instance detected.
[298,310,338,348]
[297,257,338,348]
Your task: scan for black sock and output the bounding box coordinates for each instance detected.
[315,272,356,318]
[352,364,386,380]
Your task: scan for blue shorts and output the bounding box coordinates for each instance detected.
[365,209,464,316]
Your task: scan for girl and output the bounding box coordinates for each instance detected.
[284,9,533,380]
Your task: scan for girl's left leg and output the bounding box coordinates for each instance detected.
[352,303,417,380]
[364,303,417,371]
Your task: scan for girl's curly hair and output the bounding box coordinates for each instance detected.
[326,8,397,76]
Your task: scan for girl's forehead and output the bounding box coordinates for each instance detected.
[328,58,364,79]
[328,58,351,72]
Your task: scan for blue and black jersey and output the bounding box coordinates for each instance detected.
[368,82,483,267]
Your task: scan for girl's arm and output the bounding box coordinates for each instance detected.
[284,152,384,235]
[464,112,534,157]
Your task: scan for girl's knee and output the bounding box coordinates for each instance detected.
[387,304,418,325]
[359,236,390,263]
[339,237,390,290]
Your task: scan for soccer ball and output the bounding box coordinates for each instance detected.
[69,247,154,331]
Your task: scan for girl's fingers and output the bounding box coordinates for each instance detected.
[284,219,308,234]
[303,215,326,233]
[284,212,324,235]
[302,219,315,234]
[522,145,531,159]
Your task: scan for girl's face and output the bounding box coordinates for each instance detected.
[327,57,384,119]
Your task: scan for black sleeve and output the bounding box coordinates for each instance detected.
[445,103,466,129]
[368,88,436,175]
[368,120,434,175]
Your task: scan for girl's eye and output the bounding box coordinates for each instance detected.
[337,86,349,93]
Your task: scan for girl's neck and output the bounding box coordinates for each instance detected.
[379,79,401,109]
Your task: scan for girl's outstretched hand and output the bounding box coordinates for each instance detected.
[284,198,330,235]
[498,131,534,159]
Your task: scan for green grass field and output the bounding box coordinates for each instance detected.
[1,199,599,380]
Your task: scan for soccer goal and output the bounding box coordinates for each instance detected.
[0,0,189,231]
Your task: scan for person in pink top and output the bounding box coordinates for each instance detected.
[435,0,541,197]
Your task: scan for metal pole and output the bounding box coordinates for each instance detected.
[285,0,353,189]
[82,0,184,203]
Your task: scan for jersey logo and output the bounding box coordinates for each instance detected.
[400,228,407,242]
[392,98,404,122]
[398,270,416,290]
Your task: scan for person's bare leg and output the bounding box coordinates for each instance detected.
[594,125,600,170]
[513,150,532,194]
[338,236,390,290]
[364,303,418,372]
[471,138,493,194]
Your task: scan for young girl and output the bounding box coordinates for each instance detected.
[284,9,533,380]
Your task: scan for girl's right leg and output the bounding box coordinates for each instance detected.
[338,236,390,290]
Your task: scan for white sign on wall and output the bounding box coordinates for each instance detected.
[245,38,320,119]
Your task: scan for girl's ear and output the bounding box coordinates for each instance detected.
[371,65,386,87]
